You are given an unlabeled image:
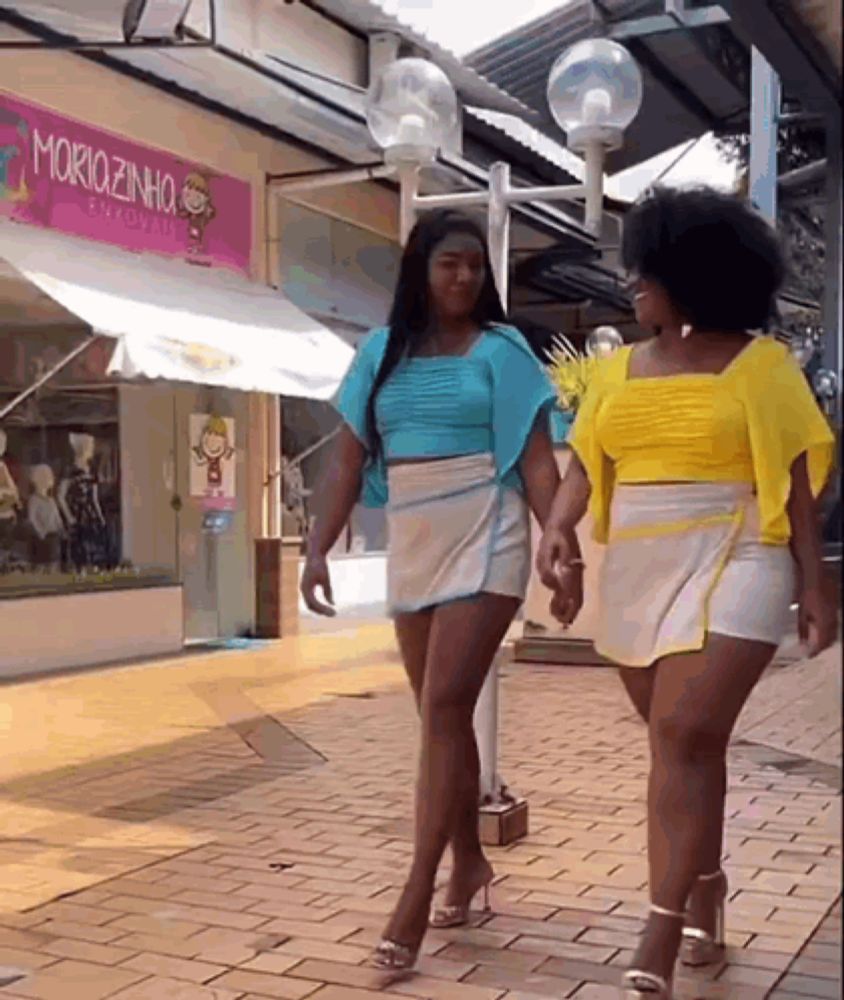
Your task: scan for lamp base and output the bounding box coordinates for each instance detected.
[384,143,436,167]
[513,634,613,666]
[479,797,528,846]
[567,123,624,153]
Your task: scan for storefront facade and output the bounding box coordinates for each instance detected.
[0,44,397,676]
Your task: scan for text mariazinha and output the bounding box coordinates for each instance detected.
[33,128,179,214]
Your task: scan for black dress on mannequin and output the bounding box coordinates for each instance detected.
[64,466,106,570]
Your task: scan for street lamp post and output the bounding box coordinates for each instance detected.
[359,44,643,841]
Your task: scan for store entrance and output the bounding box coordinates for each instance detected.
[120,381,252,644]
[173,385,251,643]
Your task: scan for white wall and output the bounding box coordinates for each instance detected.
[0,587,183,678]
[298,552,387,618]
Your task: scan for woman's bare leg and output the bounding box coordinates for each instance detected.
[629,633,776,982]
[394,610,434,708]
[618,665,656,723]
[394,610,491,904]
[382,593,520,949]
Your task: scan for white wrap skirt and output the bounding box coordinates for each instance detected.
[385,453,531,615]
[596,482,796,667]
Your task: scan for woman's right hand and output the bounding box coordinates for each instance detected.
[548,565,584,629]
[536,524,584,628]
[300,552,336,617]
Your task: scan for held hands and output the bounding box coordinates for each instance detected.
[536,524,584,629]
[798,584,837,658]
[300,551,337,617]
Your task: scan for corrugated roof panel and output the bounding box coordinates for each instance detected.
[466,107,585,180]
[307,0,534,116]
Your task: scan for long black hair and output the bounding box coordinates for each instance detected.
[364,209,506,458]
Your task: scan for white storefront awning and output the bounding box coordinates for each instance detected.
[0,222,354,400]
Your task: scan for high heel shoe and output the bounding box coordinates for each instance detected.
[681,869,728,967]
[369,938,420,972]
[370,878,434,973]
[621,903,684,999]
[430,878,493,928]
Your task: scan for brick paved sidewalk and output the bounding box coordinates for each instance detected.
[0,634,839,999]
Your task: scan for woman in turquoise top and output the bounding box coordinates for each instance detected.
[301,209,560,971]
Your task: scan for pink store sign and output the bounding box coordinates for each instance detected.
[0,92,252,274]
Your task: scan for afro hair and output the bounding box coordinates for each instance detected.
[621,185,786,332]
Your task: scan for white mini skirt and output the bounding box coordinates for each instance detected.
[385,453,531,616]
[597,482,796,667]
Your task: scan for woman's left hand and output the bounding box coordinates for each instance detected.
[798,585,837,657]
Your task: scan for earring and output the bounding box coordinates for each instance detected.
[681,324,693,339]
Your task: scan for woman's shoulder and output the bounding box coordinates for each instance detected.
[353,326,390,368]
[358,326,390,352]
[589,344,632,389]
[480,323,542,362]
[729,335,792,382]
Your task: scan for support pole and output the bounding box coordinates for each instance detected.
[822,113,842,429]
[397,163,420,246]
[267,396,282,539]
[583,141,606,236]
[749,46,780,223]
[475,162,511,806]
[487,161,511,302]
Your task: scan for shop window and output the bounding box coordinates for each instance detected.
[0,331,176,598]
[276,202,399,556]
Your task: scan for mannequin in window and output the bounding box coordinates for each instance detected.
[0,428,21,563]
[27,464,63,572]
[58,432,105,570]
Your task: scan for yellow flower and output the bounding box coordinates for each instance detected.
[546,334,598,413]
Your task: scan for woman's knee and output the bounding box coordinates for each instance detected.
[651,712,729,764]
[422,680,476,728]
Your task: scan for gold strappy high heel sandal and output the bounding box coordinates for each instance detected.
[681,869,728,967]
[620,903,684,999]
[369,938,420,972]
[430,878,493,928]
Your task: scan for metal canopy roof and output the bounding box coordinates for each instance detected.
[468,0,754,171]
[304,0,532,115]
[518,253,633,312]
[717,0,840,111]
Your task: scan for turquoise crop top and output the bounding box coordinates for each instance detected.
[333,324,557,508]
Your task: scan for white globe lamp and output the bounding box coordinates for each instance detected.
[586,325,624,358]
[547,39,643,235]
[813,368,838,401]
[366,58,459,167]
[547,38,643,152]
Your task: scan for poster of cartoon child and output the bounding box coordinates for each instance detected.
[177,172,216,255]
[190,414,236,510]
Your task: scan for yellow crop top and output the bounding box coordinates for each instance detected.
[569,337,835,545]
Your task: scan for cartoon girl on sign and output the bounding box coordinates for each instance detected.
[177,172,216,255]
[0,108,31,205]
[192,415,234,493]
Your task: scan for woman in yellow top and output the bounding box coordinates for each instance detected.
[537,186,836,1000]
